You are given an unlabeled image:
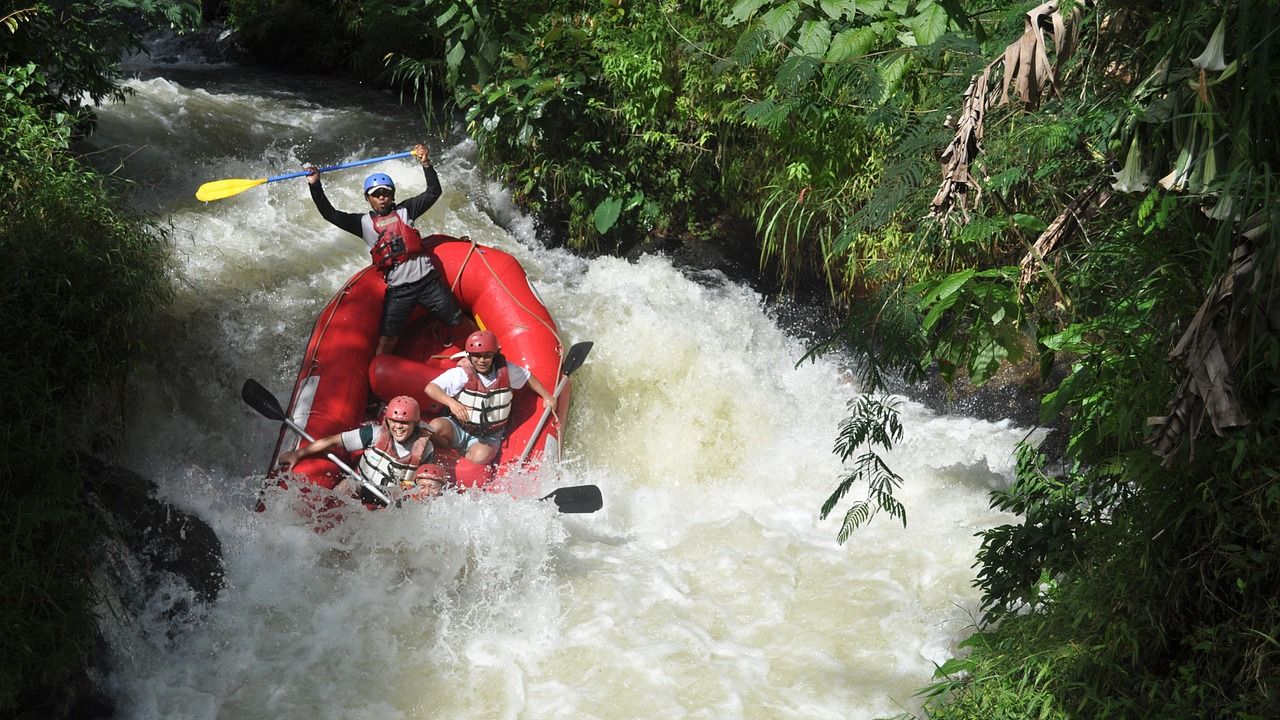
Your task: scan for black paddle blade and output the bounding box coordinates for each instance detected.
[541,484,603,514]
[241,379,287,422]
[561,341,593,376]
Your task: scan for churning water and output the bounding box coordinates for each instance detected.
[82,56,1034,719]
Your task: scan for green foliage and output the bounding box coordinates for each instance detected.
[804,284,927,542]
[0,1,199,115]
[384,0,755,249]
[912,266,1025,385]
[822,394,906,541]
[0,88,174,712]
[931,430,1280,719]
[726,0,967,295]
[907,2,1280,718]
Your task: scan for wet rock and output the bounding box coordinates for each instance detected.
[90,461,225,607]
[135,23,251,67]
[34,457,227,720]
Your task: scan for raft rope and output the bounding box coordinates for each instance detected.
[448,235,567,431]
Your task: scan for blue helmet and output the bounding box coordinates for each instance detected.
[363,173,395,195]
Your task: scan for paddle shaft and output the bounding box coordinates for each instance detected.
[517,375,570,465]
[269,150,414,183]
[515,341,592,465]
[280,417,392,507]
[196,151,416,201]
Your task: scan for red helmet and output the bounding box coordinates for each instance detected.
[465,330,499,354]
[384,395,420,423]
[414,463,447,482]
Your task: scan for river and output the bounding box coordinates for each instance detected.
[80,48,1033,720]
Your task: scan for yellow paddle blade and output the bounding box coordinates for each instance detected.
[195,177,268,202]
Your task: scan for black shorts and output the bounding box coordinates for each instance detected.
[380,273,465,337]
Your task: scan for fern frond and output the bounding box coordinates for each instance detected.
[838,501,871,543]
[733,25,770,66]
[821,475,857,518]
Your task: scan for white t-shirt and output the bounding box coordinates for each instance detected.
[431,362,531,397]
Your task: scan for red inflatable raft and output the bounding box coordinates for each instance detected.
[267,234,571,494]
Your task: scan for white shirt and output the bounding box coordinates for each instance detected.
[431,362,531,397]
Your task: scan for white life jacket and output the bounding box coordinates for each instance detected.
[355,423,433,487]
[456,357,513,435]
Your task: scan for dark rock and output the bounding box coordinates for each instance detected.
[84,455,225,607]
[132,24,251,68]
[24,456,229,720]
[230,0,356,71]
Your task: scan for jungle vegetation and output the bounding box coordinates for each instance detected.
[0,1,197,715]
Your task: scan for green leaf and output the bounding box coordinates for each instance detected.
[742,99,791,129]
[858,0,888,15]
[920,291,961,332]
[796,19,832,57]
[1011,213,1047,232]
[761,2,801,42]
[436,3,459,27]
[877,53,909,102]
[935,656,974,676]
[1040,324,1085,352]
[725,0,773,25]
[445,40,466,74]
[733,26,770,65]
[593,196,624,234]
[906,0,950,46]
[919,268,975,306]
[826,26,879,62]
[819,0,858,20]
[775,55,819,92]
[968,339,1008,385]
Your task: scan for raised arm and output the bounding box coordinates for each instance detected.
[304,164,365,237]
[399,144,442,220]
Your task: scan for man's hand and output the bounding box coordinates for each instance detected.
[278,449,301,470]
[447,399,469,421]
[412,144,431,167]
[303,162,320,185]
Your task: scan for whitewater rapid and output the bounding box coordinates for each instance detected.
[83,64,1031,719]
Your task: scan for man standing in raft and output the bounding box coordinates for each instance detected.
[278,395,436,500]
[425,330,555,479]
[305,144,475,355]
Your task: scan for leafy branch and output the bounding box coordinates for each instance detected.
[822,394,907,543]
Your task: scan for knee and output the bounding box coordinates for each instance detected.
[467,444,496,464]
[428,420,452,443]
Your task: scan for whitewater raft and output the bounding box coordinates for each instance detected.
[267,234,571,494]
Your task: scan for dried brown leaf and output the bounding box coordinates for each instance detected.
[1018,182,1112,289]
[933,1,1095,226]
[1147,243,1260,464]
